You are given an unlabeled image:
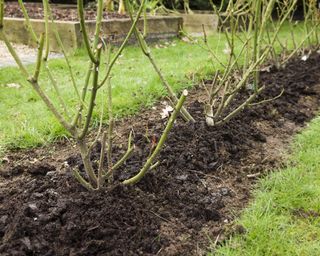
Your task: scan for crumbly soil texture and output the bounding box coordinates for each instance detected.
[4,2,126,21]
[1,53,320,255]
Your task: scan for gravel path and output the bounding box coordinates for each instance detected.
[0,41,62,68]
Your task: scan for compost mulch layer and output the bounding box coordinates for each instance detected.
[4,2,127,21]
[1,53,320,255]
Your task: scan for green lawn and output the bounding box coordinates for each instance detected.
[0,22,313,154]
[0,36,218,152]
[214,116,320,256]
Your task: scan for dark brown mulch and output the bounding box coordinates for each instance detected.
[4,2,127,21]
[0,52,320,255]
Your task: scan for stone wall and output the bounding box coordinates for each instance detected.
[171,13,219,34]
[1,16,183,52]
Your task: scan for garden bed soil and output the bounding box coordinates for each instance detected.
[1,53,320,255]
[4,2,127,21]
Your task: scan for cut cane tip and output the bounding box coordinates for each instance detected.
[182,89,188,96]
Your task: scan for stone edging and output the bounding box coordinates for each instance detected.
[1,16,183,52]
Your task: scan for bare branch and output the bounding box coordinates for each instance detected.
[123,90,188,185]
